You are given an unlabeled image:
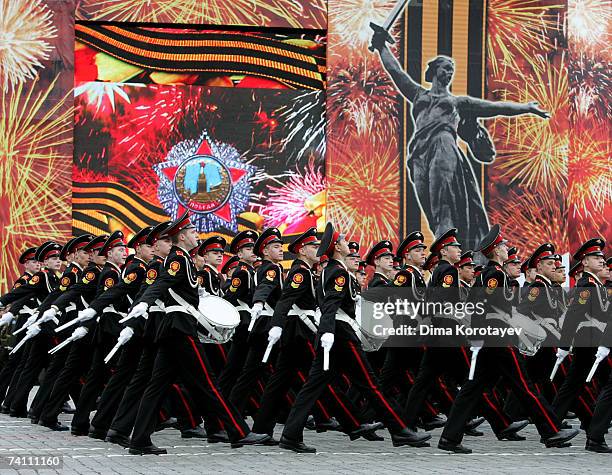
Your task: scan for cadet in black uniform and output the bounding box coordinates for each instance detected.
[279,223,431,453]
[366,241,394,288]
[504,247,522,307]
[229,228,284,414]
[439,225,578,453]
[127,212,270,455]
[555,239,609,437]
[37,235,108,430]
[217,231,258,398]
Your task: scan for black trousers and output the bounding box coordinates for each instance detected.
[71,333,117,431]
[252,335,362,435]
[588,358,612,442]
[10,334,58,415]
[218,318,250,397]
[552,347,607,427]
[282,338,409,442]
[39,338,93,425]
[130,332,250,447]
[0,353,20,403]
[3,342,31,410]
[441,346,561,444]
[89,337,144,432]
[229,332,275,414]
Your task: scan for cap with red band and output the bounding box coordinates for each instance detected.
[128,226,154,249]
[316,222,343,258]
[477,224,507,256]
[366,240,394,266]
[146,221,172,245]
[456,250,475,268]
[572,238,605,261]
[288,228,320,255]
[230,230,258,254]
[504,246,521,265]
[60,234,94,261]
[347,241,360,258]
[84,235,108,253]
[357,260,367,274]
[198,236,227,256]
[254,228,283,258]
[530,243,556,266]
[35,241,62,262]
[164,211,195,238]
[221,255,240,274]
[99,231,127,256]
[423,253,439,271]
[431,228,461,255]
[397,231,427,258]
[19,247,38,264]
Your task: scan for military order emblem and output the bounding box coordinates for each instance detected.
[29,275,40,285]
[83,271,95,283]
[578,290,590,304]
[145,269,157,284]
[168,261,181,276]
[266,269,276,281]
[528,287,540,301]
[154,131,255,233]
[124,272,137,284]
[104,278,115,289]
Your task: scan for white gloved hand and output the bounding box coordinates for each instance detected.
[320,332,334,350]
[268,326,282,345]
[25,324,41,338]
[127,302,149,320]
[117,327,134,346]
[78,308,97,322]
[470,340,484,352]
[71,326,89,341]
[23,314,38,328]
[251,302,264,319]
[40,307,58,323]
[556,348,570,359]
[0,312,15,326]
[198,286,210,298]
[596,346,610,360]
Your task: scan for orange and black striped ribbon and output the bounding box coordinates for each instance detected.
[76,23,325,90]
[398,0,487,246]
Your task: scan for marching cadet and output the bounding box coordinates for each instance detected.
[422,253,439,284]
[229,228,285,414]
[473,265,483,281]
[355,261,368,290]
[279,223,431,453]
[554,238,609,434]
[217,231,259,400]
[125,212,270,454]
[457,251,476,297]
[503,247,522,307]
[37,235,108,431]
[67,231,128,436]
[0,247,39,406]
[585,258,612,452]
[345,241,361,276]
[85,227,156,440]
[521,257,537,303]
[439,225,578,453]
[252,228,378,442]
[569,261,583,289]
[0,242,62,417]
[366,241,395,287]
[24,235,93,424]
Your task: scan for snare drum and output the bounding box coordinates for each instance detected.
[196,296,240,344]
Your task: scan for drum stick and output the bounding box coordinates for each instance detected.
[323,347,330,371]
[549,354,566,381]
[9,334,32,355]
[104,342,123,365]
[468,347,480,380]
[12,322,31,335]
[55,316,81,333]
[262,341,275,363]
[586,356,604,383]
[48,337,75,355]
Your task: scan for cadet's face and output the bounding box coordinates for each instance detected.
[356,273,367,288]
[553,266,566,284]
[407,247,426,266]
[584,255,605,273]
[598,266,610,281]
[336,237,350,256]
[238,245,257,264]
[376,255,394,272]
[346,255,359,271]
[496,243,509,262]
[45,256,62,271]
[264,242,284,262]
[206,250,224,266]
[108,246,127,265]
[181,228,199,250]
[459,265,475,283]
[194,254,205,270]
[537,259,557,279]
[155,238,172,257]
[24,259,40,274]
[442,245,462,264]
[526,268,537,281]
[300,243,320,263]
[94,254,107,266]
[506,262,521,278]
[138,244,154,262]
[75,249,90,267]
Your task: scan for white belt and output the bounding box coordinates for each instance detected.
[538,317,561,340]
[65,303,77,313]
[335,310,362,338]
[234,299,251,313]
[102,305,127,317]
[127,295,134,306]
[249,302,274,330]
[167,288,224,341]
[149,299,165,314]
[576,314,606,334]
[80,296,90,309]
[288,304,318,333]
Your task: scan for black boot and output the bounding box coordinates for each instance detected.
[541,428,579,448]
[279,435,316,453]
[391,428,431,447]
[105,429,131,448]
[230,432,271,449]
[180,426,207,439]
[586,438,612,453]
[438,436,472,454]
[128,444,167,455]
[496,420,528,441]
[349,422,384,441]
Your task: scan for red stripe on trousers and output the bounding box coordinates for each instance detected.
[508,347,558,432]
[297,370,330,420]
[483,392,508,427]
[578,395,594,416]
[347,341,406,428]
[187,336,246,438]
[172,384,196,428]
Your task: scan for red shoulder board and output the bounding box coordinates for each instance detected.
[240,265,249,271]
[71,267,79,273]
[406,267,413,273]
[175,250,184,256]
[588,277,596,284]
[139,263,146,269]
[203,267,210,273]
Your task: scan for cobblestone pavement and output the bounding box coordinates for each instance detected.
[0,412,609,474]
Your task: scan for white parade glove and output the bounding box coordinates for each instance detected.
[596,346,610,360]
[118,327,134,346]
[198,286,210,298]
[78,308,97,322]
[251,302,264,320]
[25,324,41,338]
[470,340,484,352]
[0,312,15,326]
[268,326,282,345]
[71,326,89,341]
[23,314,38,328]
[127,302,149,320]
[40,308,58,323]
[320,332,334,350]
[556,348,570,359]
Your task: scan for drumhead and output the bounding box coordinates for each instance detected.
[198,296,240,327]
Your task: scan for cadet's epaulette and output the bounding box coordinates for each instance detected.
[175,250,184,256]
[299,264,308,269]
[240,265,249,271]
[406,267,413,272]
[495,265,502,271]
[588,276,596,284]
[71,267,79,273]
[138,262,146,269]
[42,268,48,273]
[203,267,210,273]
